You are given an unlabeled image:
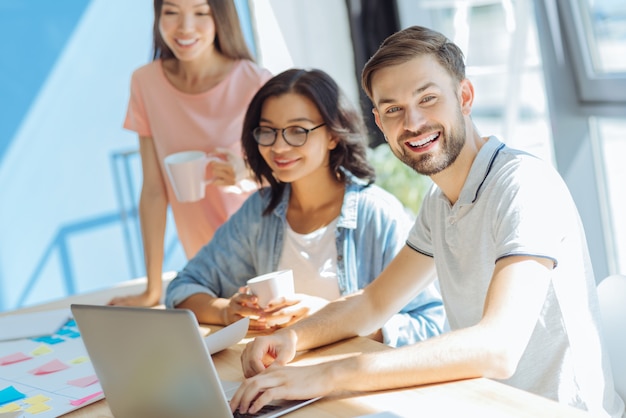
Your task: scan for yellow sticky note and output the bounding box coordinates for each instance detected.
[70,356,89,364]
[25,403,51,414]
[31,345,53,356]
[0,402,22,412]
[24,394,51,404]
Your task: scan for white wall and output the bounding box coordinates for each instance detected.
[250,0,360,109]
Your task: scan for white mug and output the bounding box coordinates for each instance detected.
[164,151,220,203]
[246,270,295,308]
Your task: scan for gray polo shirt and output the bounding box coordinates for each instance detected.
[407,136,623,417]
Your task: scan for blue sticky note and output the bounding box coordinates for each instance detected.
[0,385,26,405]
[56,328,80,338]
[56,327,74,336]
[31,336,65,345]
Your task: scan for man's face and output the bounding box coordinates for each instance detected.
[371,55,469,176]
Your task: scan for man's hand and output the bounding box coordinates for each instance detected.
[240,330,298,378]
[230,363,331,415]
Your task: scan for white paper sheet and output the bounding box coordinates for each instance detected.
[0,316,103,418]
[0,309,71,342]
[204,317,249,354]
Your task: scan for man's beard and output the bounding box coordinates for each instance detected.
[392,110,465,176]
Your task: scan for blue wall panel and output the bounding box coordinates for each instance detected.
[0,1,90,161]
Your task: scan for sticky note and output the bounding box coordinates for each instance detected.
[31,345,53,356]
[31,336,65,345]
[0,385,26,405]
[0,402,22,412]
[55,328,80,338]
[24,402,51,413]
[23,394,50,404]
[70,391,103,406]
[0,352,32,366]
[67,375,99,388]
[69,356,89,365]
[28,359,69,375]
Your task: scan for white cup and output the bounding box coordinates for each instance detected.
[164,151,220,203]
[246,270,295,308]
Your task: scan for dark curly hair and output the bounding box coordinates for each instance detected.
[242,68,376,215]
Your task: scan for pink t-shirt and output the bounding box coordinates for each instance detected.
[123,59,272,258]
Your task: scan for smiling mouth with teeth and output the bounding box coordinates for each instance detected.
[408,132,440,149]
[176,38,196,46]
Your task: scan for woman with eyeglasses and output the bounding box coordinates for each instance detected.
[165,69,445,347]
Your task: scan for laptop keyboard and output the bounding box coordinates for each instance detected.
[233,404,282,417]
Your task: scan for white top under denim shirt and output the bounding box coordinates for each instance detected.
[278,218,342,301]
[166,172,446,347]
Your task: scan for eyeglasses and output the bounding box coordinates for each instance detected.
[252,123,326,147]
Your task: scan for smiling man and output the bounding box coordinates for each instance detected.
[230,26,624,418]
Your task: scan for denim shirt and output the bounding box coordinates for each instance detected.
[166,176,445,347]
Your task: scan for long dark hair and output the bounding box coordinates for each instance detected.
[152,0,253,61]
[242,68,376,215]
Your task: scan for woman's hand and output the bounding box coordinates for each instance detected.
[209,148,250,187]
[108,290,160,307]
[224,288,268,331]
[262,294,329,328]
[208,157,238,186]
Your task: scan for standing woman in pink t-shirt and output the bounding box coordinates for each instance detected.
[111,0,272,306]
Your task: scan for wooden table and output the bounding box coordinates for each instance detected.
[62,334,589,418]
[2,277,590,417]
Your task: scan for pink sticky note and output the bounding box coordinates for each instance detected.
[0,352,33,366]
[28,358,69,375]
[67,374,99,388]
[70,391,103,406]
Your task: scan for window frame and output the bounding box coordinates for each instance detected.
[559,0,626,104]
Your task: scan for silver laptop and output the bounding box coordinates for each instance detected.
[70,304,318,418]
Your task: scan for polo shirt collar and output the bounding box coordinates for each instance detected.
[454,136,505,207]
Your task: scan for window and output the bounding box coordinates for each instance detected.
[593,118,626,272]
[582,0,626,73]
[536,0,626,277]
[562,0,626,103]
[396,0,553,162]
